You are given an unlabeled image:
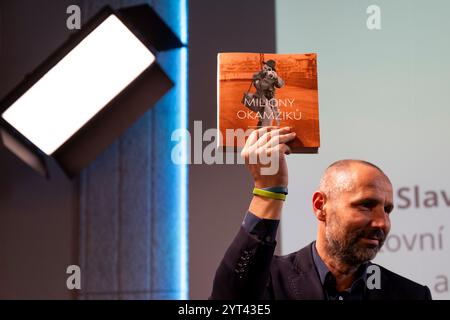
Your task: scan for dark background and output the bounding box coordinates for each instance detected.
[0,0,82,299]
[0,0,276,299]
[188,0,276,299]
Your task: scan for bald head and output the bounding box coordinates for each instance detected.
[314,160,393,267]
[319,160,391,200]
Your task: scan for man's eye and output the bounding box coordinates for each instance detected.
[358,201,376,210]
[384,205,394,214]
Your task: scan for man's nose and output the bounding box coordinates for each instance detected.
[371,207,390,231]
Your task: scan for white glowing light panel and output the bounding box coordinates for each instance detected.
[2,15,155,155]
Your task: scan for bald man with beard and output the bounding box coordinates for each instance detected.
[210,126,432,300]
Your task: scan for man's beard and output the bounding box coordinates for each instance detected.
[325,211,386,266]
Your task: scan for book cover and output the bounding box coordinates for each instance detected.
[217,52,320,153]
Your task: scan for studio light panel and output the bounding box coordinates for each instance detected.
[1,14,155,155]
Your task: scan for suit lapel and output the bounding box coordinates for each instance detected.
[289,242,325,300]
[287,245,393,300]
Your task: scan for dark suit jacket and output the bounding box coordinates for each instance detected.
[211,227,432,300]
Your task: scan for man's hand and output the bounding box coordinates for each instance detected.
[241,126,296,219]
[241,126,295,188]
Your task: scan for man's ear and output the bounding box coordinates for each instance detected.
[312,191,327,222]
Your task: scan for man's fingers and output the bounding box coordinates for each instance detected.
[254,130,273,148]
[253,127,291,148]
[254,141,292,162]
[262,131,296,149]
[242,126,292,161]
[245,126,277,147]
[242,126,277,160]
[267,143,292,157]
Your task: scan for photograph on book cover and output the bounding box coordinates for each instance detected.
[217,52,320,153]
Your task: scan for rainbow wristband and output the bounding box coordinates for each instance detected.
[253,187,287,201]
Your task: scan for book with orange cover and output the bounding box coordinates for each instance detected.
[217,52,320,153]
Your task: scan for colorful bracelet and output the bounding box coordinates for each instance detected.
[253,187,287,201]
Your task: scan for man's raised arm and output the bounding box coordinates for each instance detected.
[210,126,296,299]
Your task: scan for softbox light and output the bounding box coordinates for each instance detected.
[0,5,183,177]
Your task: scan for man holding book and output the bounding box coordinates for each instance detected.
[210,126,432,300]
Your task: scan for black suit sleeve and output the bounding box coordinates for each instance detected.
[210,225,277,299]
[424,285,433,300]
